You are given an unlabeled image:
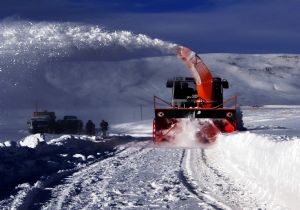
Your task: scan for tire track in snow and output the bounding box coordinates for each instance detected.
[42,146,147,210]
[181,149,233,210]
[179,150,223,210]
[6,139,152,210]
[183,148,260,209]
[42,144,210,209]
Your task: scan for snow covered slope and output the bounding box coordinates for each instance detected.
[1,21,300,143]
[1,21,300,120]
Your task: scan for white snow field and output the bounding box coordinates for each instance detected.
[1,21,300,209]
[1,106,300,209]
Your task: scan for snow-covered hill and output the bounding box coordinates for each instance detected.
[2,51,300,141]
[1,21,300,125]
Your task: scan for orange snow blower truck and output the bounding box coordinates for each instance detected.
[153,47,242,144]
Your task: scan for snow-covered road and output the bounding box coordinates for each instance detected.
[1,138,249,209]
[1,106,300,209]
[11,141,242,210]
[42,145,203,210]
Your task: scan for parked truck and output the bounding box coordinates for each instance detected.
[27,111,83,134]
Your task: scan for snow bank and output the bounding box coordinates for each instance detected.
[206,132,300,209]
[19,134,45,148]
[1,141,17,147]
[0,134,134,197]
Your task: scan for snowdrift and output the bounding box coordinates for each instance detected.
[207,132,300,209]
[0,134,134,197]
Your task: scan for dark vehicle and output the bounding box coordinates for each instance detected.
[57,116,83,134]
[27,112,83,134]
[27,111,56,134]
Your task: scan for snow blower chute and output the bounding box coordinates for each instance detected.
[153,47,240,144]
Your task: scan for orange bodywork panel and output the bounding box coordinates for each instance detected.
[177,47,213,108]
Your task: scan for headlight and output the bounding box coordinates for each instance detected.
[226,112,233,117]
[157,112,164,117]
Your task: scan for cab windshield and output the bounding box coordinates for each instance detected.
[173,81,197,99]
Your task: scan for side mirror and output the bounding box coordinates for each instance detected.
[222,79,229,89]
[166,79,173,88]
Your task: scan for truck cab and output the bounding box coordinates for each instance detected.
[166,77,229,108]
[27,111,56,134]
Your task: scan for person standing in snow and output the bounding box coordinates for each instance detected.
[85,120,95,135]
[100,120,109,138]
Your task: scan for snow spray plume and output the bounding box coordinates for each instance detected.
[0,21,178,110]
[162,118,220,149]
[0,21,177,68]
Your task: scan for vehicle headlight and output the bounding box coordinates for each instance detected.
[157,112,164,117]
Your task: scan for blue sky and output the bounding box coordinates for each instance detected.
[1,0,300,53]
